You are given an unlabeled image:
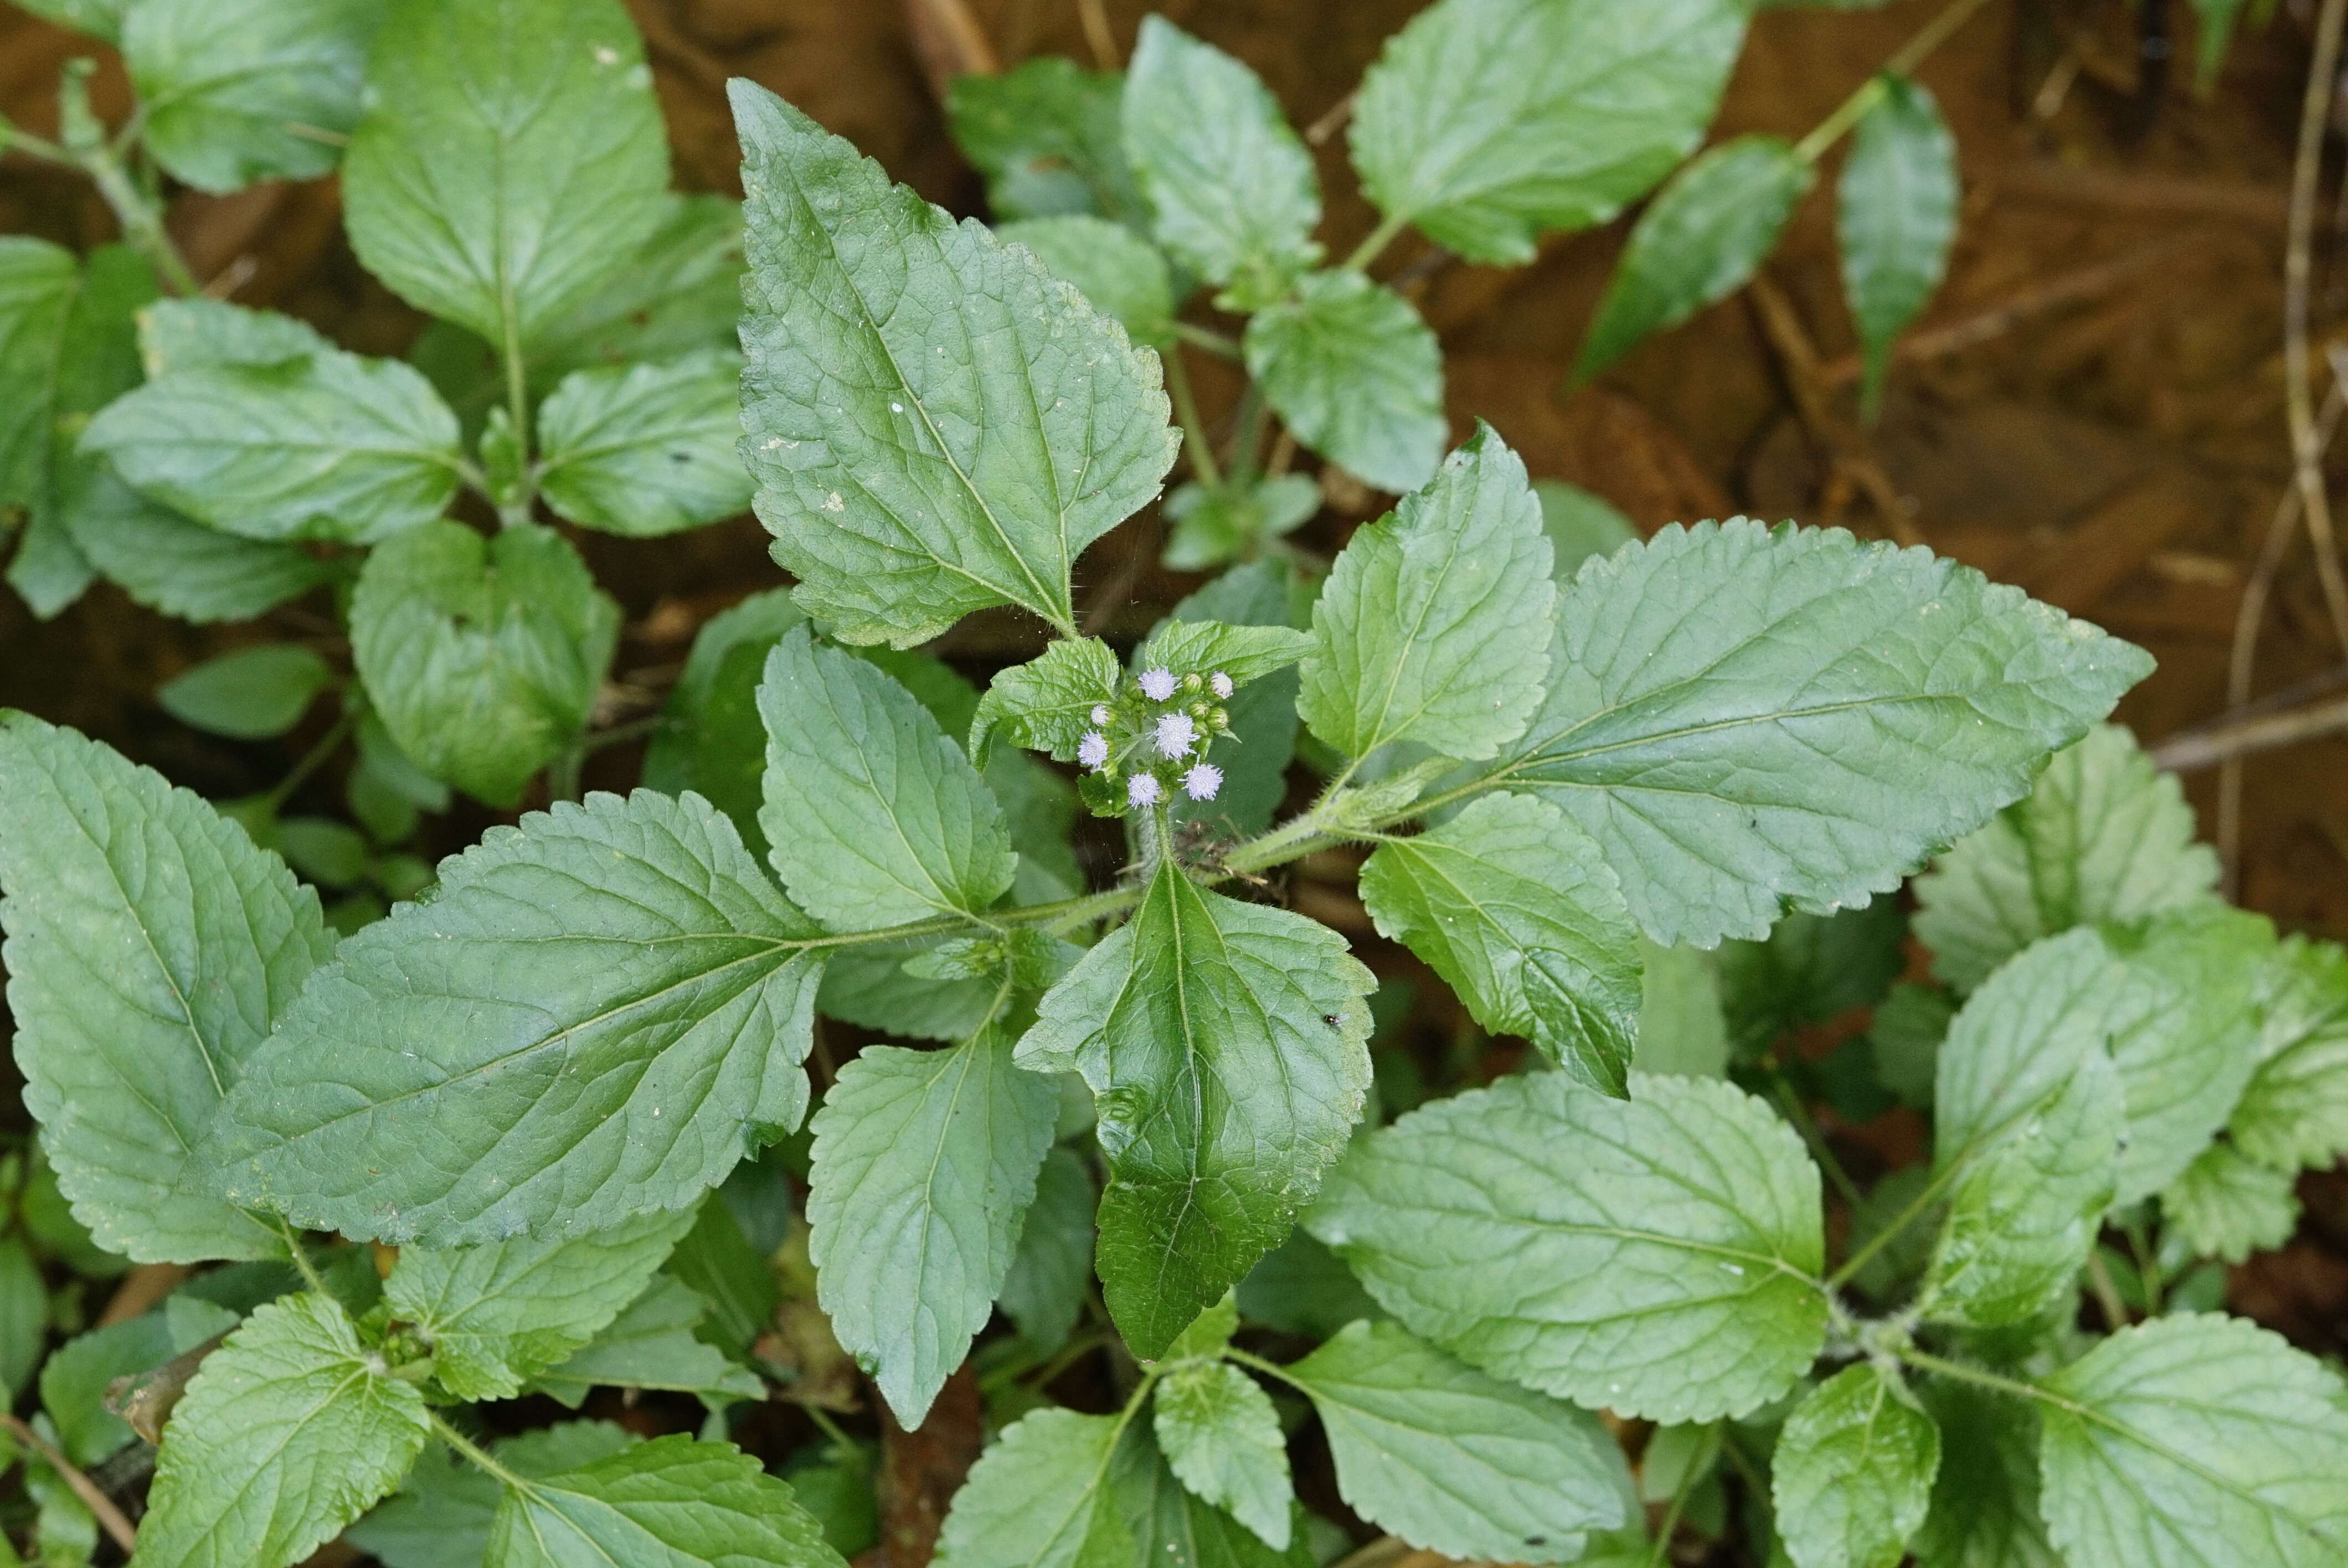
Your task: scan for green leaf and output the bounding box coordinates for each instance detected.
[1162,475,1320,571]
[1349,0,1749,265]
[485,1434,845,1568]
[1000,217,1176,347]
[529,1276,764,1409]
[1358,791,1641,1091]
[58,471,328,623]
[1534,480,1635,576]
[40,1314,173,1465]
[1838,75,1958,416]
[1160,563,1309,836]
[1297,424,1555,764]
[947,59,1139,225]
[1574,135,1813,383]
[343,0,668,359]
[1000,1146,1095,1353]
[733,81,1177,646]
[199,788,826,1246]
[530,193,748,380]
[1869,981,1953,1109]
[2231,935,2348,1170]
[1235,1230,1379,1340]
[348,1424,635,1568]
[1914,725,2219,991]
[1717,899,1906,1056]
[1018,865,1375,1358]
[1122,17,1320,309]
[82,331,465,546]
[1631,938,1730,1079]
[384,1208,697,1400]
[641,588,803,859]
[1134,620,1314,693]
[1282,1320,1624,1564]
[1153,1361,1292,1550]
[934,1406,1133,1568]
[2162,1140,2299,1264]
[1115,1431,1318,1568]
[663,1195,778,1358]
[121,0,375,193]
[1481,520,2150,947]
[351,520,619,806]
[807,1020,1056,1425]
[1306,1072,1826,1423]
[13,0,126,40]
[2036,1314,2348,1566]
[133,1292,430,1568]
[0,715,327,1263]
[758,626,1015,929]
[2191,0,2248,90]
[2104,906,2278,1204]
[1920,930,2139,1328]
[1914,1381,2057,1568]
[157,646,333,740]
[534,351,751,536]
[1771,1363,1939,1568]
[1249,273,1444,497]
[969,636,1125,767]
[0,1239,47,1405]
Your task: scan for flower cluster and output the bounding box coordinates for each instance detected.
[1075,661,1237,813]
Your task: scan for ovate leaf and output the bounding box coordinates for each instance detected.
[384,1208,697,1400]
[758,626,1015,930]
[1160,563,1310,836]
[0,715,328,1263]
[84,320,465,545]
[351,520,619,806]
[1914,1381,2057,1568]
[734,82,1177,645]
[1773,1364,1939,1568]
[157,646,333,740]
[947,59,1138,225]
[1017,866,1375,1358]
[934,1407,1132,1568]
[967,636,1124,767]
[1244,270,1444,493]
[2231,935,2348,1170]
[1358,791,1641,1091]
[1535,480,1636,575]
[806,1022,1056,1425]
[133,1293,430,1568]
[1914,725,2219,990]
[2036,1315,2348,1567]
[641,587,805,858]
[1122,17,1320,308]
[1350,0,1749,265]
[348,1423,635,1568]
[999,1146,1095,1354]
[122,0,375,193]
[485,1435,845,1568]
[529,1277,764,1409]
[2162,1141,2300,1264]
[1152,1361,1293,1550]
[1000,216,1176,347]
[1717,899,1907,1056]
[1575,136,1813,382]
[1282,1321,1624,1564]
[535,351,753,536]
[1920,930,2143,1328]
[1481,520,2149,946]
[1297,425,1554,764]
[200,790,826,1246]
[1309,1072,1825,1422]
[1838,74,1959,415]
[343,0,669,358]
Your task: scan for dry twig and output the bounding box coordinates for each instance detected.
[2285,0,2348,658]
[0,1413,137,1556]
[1748,275,1922,546]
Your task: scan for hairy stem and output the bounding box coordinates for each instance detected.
[1163,345,1223,489]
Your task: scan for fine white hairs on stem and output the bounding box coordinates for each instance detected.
[1209,671,1233,699]
[1128,771,1163,807]
[1152,712,1197,759]
[1078,731,1110,770]
[1181,762,1223,801]
[1138,667,1177,703]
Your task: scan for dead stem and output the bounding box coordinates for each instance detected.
[2284,0,2348,657]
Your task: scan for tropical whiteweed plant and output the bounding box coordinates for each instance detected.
[1,0,2345,1566]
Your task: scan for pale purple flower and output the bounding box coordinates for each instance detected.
[1090,704,1112,726]
[1078,730,1109,770]
[1181,763,1223,801]
[1138,667,1177,703]
[1152,712,1197,759]
[1127,771,1163,807]
[1209,671,1233,699]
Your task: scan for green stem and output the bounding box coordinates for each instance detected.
[581,715,667,753]
[432,1411,533,1490]
[7,110,200,295]
[1171,322,1244,360]
[1792,0,1996,163]
[1772,1075,1865,1210]
[1223,1345,1302,1389]
[2084,1248,2131,1333]
[802,1404,859,1454]
[1825,1155,1963,1290]
[547,745,585,805]
[1343,210,1411,273]
[1162,346,1223,489]
[1644,1423,1719,1568]
[277,1219,329,1296]
[1897,1345,2062,1411]
[262,709,357,813]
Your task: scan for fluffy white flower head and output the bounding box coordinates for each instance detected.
[1152,712,1197,759]
[1181,763,1223,801]
[1077,730,1110,770]
[1209,671,1233,699]
[1138,667,1177,703]
[1127,772,1163,807]
[1090,704,1111,727]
